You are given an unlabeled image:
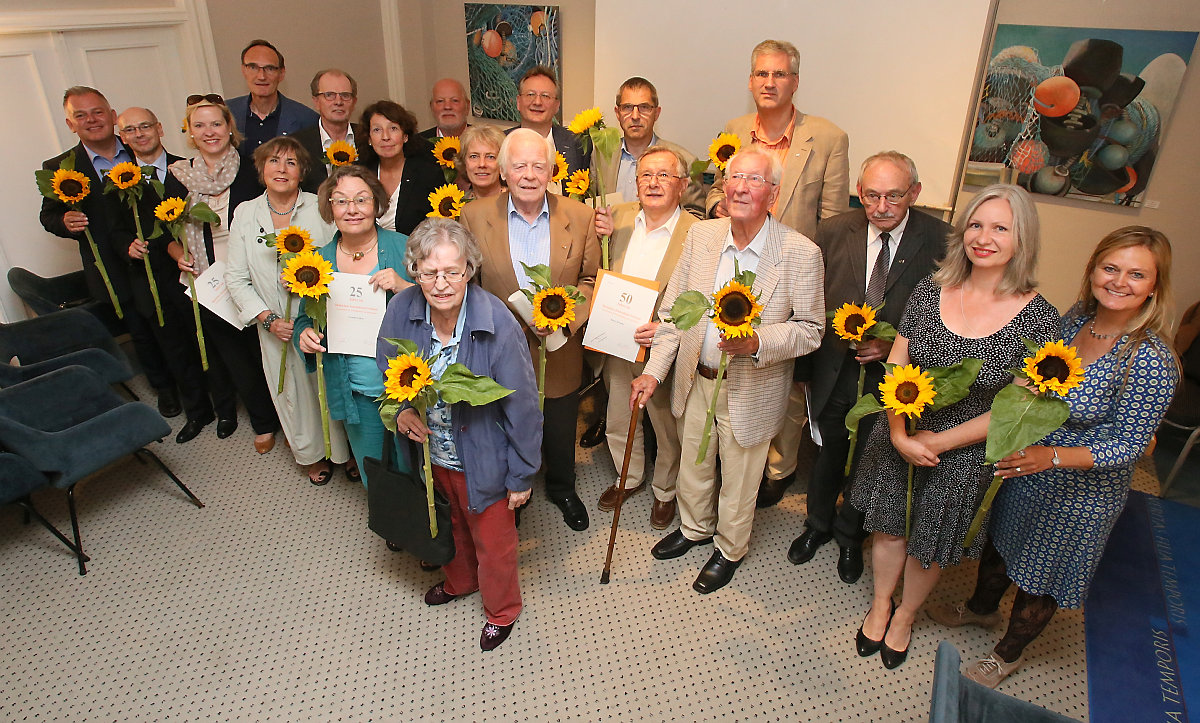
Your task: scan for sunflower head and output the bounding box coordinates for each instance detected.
[384,353,434,403]
[51,168,90,204]
[552,152,568,183]
[879,364,937,419]
[108,162,142,190]
[1023,339,1084,396]
[709,133,741,172]
[326,140,357,166]
[565,169,590,198]
[281,250,334,299]
[276,226,315,256]
[566,107,604,135]
[712,280,763,339]
[832,302,878,342]
[154,197,187,222]
[532,287,576,331]
[426,183,466,219]
[432,136,460,168]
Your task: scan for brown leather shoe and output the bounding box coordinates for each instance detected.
[650,498,676,529]
[597,483,643,511]
[253,433,276,454]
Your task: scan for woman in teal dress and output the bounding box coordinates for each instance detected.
[294,164,414,485]
[929,226,1180,689]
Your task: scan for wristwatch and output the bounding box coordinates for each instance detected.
[1050,446,1061,467]
[262,312,282,332]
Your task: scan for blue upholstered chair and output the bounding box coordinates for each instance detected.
[6,267,124,336]
[0,306,133,390]
[0,451,88,571]
[929,641,1079,722]
[0,365,201,574]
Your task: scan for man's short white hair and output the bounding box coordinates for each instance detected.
[498,127,555,170]
[727,145,783,186]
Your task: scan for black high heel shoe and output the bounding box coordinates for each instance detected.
[856,599,895,657]
[880,613,912,669]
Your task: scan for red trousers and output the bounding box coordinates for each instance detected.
[432,465,522,625]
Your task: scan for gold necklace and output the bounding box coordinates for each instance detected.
[338,238,378,262]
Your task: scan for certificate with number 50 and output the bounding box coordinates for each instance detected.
[326,272,387,357]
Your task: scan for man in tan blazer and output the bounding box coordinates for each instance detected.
[592,147,698,529]
[592,77,705,218]
[460,128,600,532]
[631,147,824,594]
[706,39,851,509]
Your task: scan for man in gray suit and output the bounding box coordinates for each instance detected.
[631,146,824,594]
[787,151,949,583]
[227,39,318,162]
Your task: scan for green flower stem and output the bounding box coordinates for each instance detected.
[844,364,867,477]
[905,416,916,537]
[181,243,207,370]
[421,413,437,537]
[130,202,163,326]
[277,294,292,394]
[964,473,1003,549]
[84,228,123,319]
[537,338,547,411]
[316,350,331,459]
[592,171,610,271]
[695,351,729,465]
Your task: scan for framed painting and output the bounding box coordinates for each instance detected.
[464,4,561,123]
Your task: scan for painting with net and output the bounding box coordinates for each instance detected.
[465,4,562,123]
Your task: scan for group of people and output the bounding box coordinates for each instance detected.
[36,36,1181,676]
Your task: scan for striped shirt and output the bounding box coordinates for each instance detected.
[507,195,551,289]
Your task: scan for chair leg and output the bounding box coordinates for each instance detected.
[1162,426,1200,495]
[16,497,90,564]
[134,448,204,508]
[65,487,87,575]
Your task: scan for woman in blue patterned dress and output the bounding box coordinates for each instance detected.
[929,226,1180,688]
[849,184,1060,670]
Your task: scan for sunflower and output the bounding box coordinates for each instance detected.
[154,197,187,222]
[281,250,334,299]
[879,364,937,419]
[108,162,142,190]
[708,133,741,172]
[532,287,576,331]
[566,107,603,135]
[552,152,568,183]
[326,140,357,166]
[431,136,460,168]
[426,184,465,219]
[51,168,90,204]
[1024,339,1084,396]
[831,302,877,342]
[712,280,763,339]
[383,353,434,403]
[565,169,590,197]
[276,226,314,256]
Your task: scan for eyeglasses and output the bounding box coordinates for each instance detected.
[617,103,656,116]
[415,269,467,284]
[728,172,775,190]
[520,91,557,102]
[119,122,157,134]
[636,171,684,185]
[317,91,355,102]
[186,93,225,107]
[752,70,797,81]
[860,186,914,206]
[243,62,281,75]
[330,196,374,209]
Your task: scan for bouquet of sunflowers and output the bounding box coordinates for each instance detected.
[565,108,621,269]
[261,226,315,392]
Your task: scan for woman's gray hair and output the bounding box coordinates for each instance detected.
[405,218,483,279]
[933,183,1040,295]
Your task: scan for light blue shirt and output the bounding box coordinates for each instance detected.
[614,134,657,203]
[507,196,551,289]
[425,286,470,471]
[83,139,134,175]
[143,150,169,181]
[699,221,769,368]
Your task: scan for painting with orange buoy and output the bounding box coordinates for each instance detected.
[965,24,1196,207]
[465,4,561,123]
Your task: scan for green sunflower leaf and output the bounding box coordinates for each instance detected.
[866,319,897,342]
[188,201,220,225]
[382,337,421,357]
[845,393,885,433]
[926,357,983,412]
[664,290,711,331]
[436,363,514,406]
[984,383,1070,463]
[520,262,553,290]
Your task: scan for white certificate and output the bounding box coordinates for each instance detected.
[582,270,659,363]
[326,272,387,357]
[185,260,241,329]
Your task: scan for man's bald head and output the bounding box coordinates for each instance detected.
[429,78,470,137]
[117,107,165,161]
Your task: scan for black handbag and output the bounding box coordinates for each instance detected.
[365,431,455,566]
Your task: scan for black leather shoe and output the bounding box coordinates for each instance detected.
[881,615,911,670]
[693,550,741,594]
[756,471,796,508]
[651,529,712,560]
[175,413,214,444]
[856,600,895,657]
[787,528,832,565]
[156,388,182,418]
[216,417,238,439]
[550,493,589,531]
[838,545,864,584]
[580,418,606,448]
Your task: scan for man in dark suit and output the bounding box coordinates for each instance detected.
[227,39,318,162]
[117,107,215,442]
[39,87,179,418]
[504,65,589,196]
[419,78,470,141]
[787,151,949,583]
[292,69,362,193]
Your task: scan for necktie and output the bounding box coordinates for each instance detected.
[865,231,890,308]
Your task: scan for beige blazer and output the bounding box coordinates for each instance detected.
[593,136,706,218]
[608,201,698,312]
[643,216,825,448]
[460,192,600,398]
[705,110,850,240]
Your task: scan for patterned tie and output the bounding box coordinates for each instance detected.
[865,231,890,308]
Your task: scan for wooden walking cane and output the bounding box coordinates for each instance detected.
[601,393,642,583]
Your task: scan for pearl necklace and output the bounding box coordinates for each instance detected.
[1088,321,1121,340]
[266,194,298,216]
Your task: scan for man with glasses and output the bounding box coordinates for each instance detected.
[631,147,824,594]
[460,128,600,532]
[787,151,948,583]
[505,65,587,195]
[420,78,471,141]
[227,39,318,161]
[293,69,361,192]
[591,147,698,529]
[594,77,704,217]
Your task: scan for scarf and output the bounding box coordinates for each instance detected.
[168,147,240,275]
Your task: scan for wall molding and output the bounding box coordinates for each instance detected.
[380,0,407,106]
